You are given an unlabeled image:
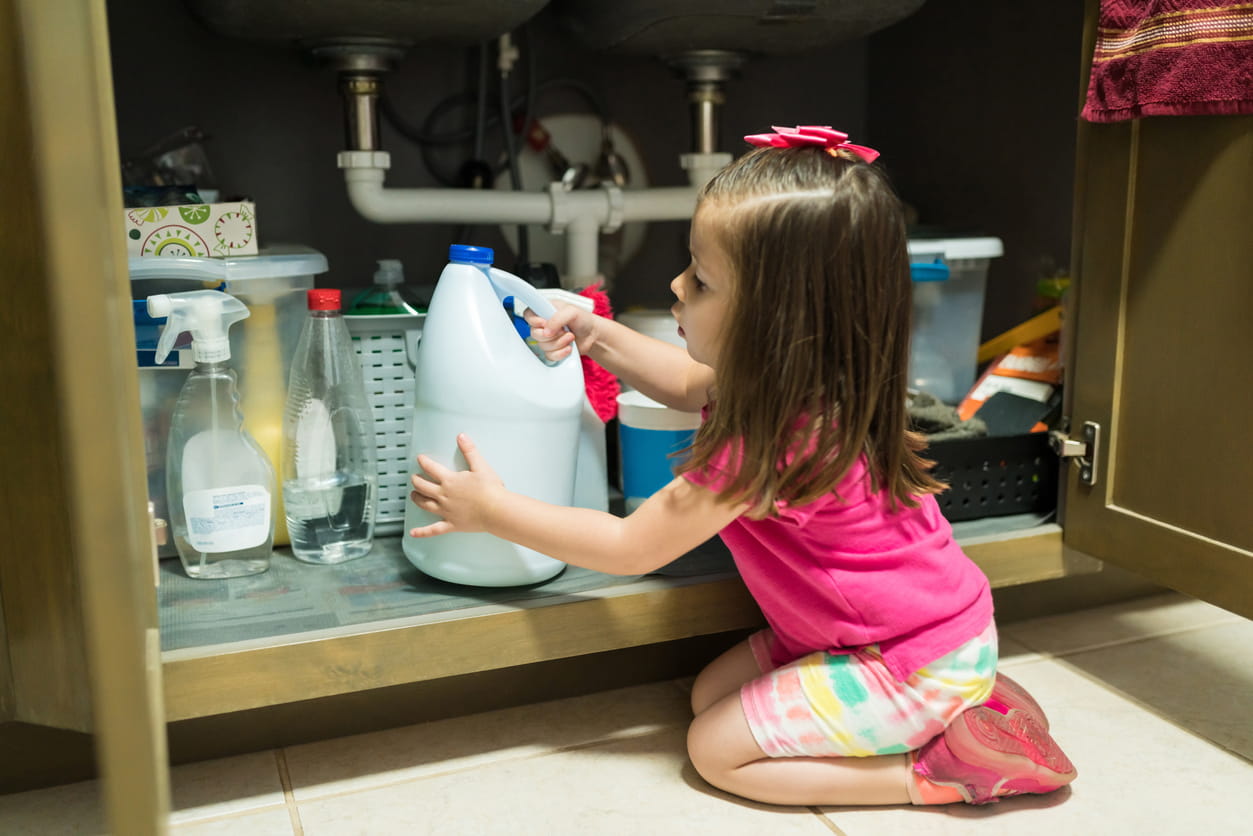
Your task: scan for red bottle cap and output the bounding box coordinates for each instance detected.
[307,288,342,311]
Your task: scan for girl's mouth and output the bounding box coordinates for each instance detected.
[677,326,686,339]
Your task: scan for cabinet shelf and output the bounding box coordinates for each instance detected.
[159,516,1071,721]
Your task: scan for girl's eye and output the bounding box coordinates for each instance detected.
[692,274,707,291]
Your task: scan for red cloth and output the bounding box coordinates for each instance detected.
[577,283,620,422]
[1082,1,1253,123]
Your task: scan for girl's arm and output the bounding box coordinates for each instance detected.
[527,306,714,413]
[409,434,744,575]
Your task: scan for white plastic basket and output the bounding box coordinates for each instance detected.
[345,313,424,536]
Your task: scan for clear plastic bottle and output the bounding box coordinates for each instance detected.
[348,259,425,315]
[283,289,378,564]
[148,290,274,579]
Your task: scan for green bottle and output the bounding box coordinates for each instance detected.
[349,259,425,315]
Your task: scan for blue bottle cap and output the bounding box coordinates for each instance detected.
[448,244,494,265]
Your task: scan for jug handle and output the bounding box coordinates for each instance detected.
[487,267,582,367]
[487,267,559,318]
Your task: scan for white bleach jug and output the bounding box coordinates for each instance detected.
[402,245,584,586]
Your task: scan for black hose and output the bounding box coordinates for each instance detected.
[474,42,488,160]
[497,51,529,262]
[382,78,609,150]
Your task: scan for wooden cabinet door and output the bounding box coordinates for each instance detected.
[2,0,169,831]
[1064,7,1253,618]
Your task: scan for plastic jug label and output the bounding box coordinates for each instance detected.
[184,484,271,552]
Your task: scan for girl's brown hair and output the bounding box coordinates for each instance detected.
[677,146,943,518]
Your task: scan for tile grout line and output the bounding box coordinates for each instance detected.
[284,724,692,807]
[809,806,850,835]
[1042,655,1253,763]
[274,749,305,835]
[167,806,290,831]
[1003,617,1243,659]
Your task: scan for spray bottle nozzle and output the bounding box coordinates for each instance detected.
[374,259,404,287]
[147,289,250,365]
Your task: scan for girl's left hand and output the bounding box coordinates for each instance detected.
[409,434,506,537]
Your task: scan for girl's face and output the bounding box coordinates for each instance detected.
[670,207,734,367]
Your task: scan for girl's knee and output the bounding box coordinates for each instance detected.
[687,694,761,786]
[686,713,723,782]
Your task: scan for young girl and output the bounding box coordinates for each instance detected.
[408,125,1077,808]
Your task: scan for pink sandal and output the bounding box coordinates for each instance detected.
[912,704,1076,805]
[986,672,1049,729]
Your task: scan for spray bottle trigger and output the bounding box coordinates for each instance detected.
[146,289,251,365]
[147,294,180,365]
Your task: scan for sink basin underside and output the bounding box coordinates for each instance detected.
[184,0,550,45]
[552,0,927,56]
[186,0,926,55]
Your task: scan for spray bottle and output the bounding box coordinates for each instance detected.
[148,289,275,579]
[349,259,425,315]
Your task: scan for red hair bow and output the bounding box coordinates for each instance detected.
[743,125,880,163]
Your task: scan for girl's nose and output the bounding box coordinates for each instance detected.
[670,273,684,300]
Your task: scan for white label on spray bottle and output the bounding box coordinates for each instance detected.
[183,485,271,552]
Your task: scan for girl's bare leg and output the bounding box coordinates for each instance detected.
[690,638,762,714]
[687,689,914,806]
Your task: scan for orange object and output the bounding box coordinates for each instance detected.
[977,305,1062,365]
[958,333,1062,429]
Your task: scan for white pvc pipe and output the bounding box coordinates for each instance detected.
[342,160,719,288]
[344,166,700,230]
[620,187,699,222]
[343,168,550,224]
[564,216,600,286]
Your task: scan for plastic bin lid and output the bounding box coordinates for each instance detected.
[617,389,703,432]
[907,236,1003,260]
[127,245,328,282]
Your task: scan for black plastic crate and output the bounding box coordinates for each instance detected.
[926,433,1059,522]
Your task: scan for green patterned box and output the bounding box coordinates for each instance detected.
[124,200,258,257]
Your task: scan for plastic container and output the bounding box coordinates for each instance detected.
[147,290,275,579]
[907,236,1003,404]
[927,433,1058,522]
[283,289,379,564]
[402,245,584,587]
[349,259,425,315]
[129,247,327,552]
[343,312,425,536]
[348,287,608,532]
[616,390,701,512]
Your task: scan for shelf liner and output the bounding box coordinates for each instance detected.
[157,536,667,652]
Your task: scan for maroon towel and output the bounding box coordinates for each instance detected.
[1082,1,1253,122]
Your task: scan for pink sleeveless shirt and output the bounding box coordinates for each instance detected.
[683,435,994,680]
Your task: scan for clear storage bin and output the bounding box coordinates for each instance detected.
[907,236,1003,404]
[130,247,328,554]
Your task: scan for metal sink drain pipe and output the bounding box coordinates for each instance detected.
[325,40,742,287]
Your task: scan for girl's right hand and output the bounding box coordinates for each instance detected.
[523,303,598,362]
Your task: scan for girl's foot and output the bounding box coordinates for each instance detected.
[910,706,1077,805]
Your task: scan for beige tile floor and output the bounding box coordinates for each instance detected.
[2,590,1250,835]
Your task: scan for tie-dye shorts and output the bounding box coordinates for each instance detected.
[740,621,998,758]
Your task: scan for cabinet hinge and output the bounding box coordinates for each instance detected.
[1049,420,1101,486]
